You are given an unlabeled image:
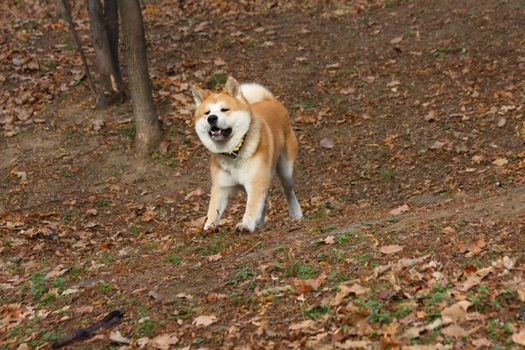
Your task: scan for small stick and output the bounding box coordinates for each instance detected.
[51,310,124,349]
[59,0,97,99]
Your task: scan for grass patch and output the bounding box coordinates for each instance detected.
[167,252,182,265]
[207,74,227,89]
[227,267,256,286]
[136,318,159,338]
[303,304,331,320]
[285,261,318,279]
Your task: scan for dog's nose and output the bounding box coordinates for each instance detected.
[207,115,218,125]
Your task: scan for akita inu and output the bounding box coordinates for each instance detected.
[191,77,303,233]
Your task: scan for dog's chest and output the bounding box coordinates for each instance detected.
[216,157,257,187]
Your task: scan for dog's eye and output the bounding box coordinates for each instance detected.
[221,108,230,113]
[204,111,210,115]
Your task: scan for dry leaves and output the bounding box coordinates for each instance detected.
[379,245,404,255]
[389,204,410,215]
[512,328,525,345]
[193,314,218,327]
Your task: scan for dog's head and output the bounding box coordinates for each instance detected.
[191,77,251,154]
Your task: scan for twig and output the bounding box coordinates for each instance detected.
[51,310,124,349]
[240,241,263,257]
[59,0,97,99]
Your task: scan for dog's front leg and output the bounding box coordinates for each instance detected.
[236,181,268,233]
[204,185,231,231]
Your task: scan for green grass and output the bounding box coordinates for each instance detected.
[384,0,400,7]
[207,74,227,89]
[365,299,392,325]
[98,281,112,293]
[119,122,136,139]
[394,304,412,320]
[303,304,331,320]
[136,318,159,338]
[29,271,47,300]
[335,231,351,244]
[227,268,256,286]
[380,169,395,181]
[99,252,117,264]
[284,261,318,279]
[167,252,182,265]
[469,284,490,312]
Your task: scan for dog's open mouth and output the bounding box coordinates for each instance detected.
[209,126,232,138]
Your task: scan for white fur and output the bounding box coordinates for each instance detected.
[240,83,274,104]
[195,101,251,154]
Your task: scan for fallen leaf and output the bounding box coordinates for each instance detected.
[380,245,404,255]
[340,87,355,95]
[289,319,316,331]
[61,288,80,296]
[390,36,403,44]
[14,171,27,181]
[193,314,217,327]
[424,110,437,122]
[492,158,509,167]
[513,328,525,346]
[185,188,203,200]
[459,237,486,258]
[497,117,506,127]
[208,253,222,262]
[213,57,226,66]
[148,290,166,302]
[471,337,492,348]
[45,265,67,279]
[320,137,335,149]
[441,324,467,338]
[326,62,341,69]
[337,340,370,349]
[388,204,410,215]
[150,333,179,350]
[293,274,326,294]
[92,119,104,131]
[441,301,470,322]
[109,330,131,345]
[429,141,446,150]
[323,236,335,245]
[159,140,170,155]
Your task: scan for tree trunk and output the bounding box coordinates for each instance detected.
[118,0,162,158]
[87,0,126,108]
[56,0,67,18]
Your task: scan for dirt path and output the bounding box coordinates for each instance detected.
[2,0,525,349]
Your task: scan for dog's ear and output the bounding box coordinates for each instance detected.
[224,76,243,99]
[191,85,208,106]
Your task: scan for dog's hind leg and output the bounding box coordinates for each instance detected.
[277,155,303,219]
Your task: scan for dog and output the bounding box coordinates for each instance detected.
[191,77,303,233]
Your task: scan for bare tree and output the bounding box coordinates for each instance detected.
[87,0,126,108]
[118,0,162,158]
[59,0,163,157]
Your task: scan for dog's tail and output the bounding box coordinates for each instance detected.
[240,83,275,104]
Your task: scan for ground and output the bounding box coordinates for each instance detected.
[1,0,525,349]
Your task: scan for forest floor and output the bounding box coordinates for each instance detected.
[1,0,525,349]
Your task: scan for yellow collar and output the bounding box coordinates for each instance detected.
[220,135,246,159]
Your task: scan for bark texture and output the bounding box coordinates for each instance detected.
[118,0,162,157]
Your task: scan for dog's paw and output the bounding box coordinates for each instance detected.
[203,223,219,234]
[235,222,255,233]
